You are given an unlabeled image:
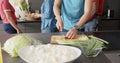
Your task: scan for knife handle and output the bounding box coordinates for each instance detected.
[0,43,3,63]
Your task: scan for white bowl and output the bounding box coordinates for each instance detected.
[18,44,81,63]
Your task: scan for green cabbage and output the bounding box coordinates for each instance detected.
[2,34,43,57]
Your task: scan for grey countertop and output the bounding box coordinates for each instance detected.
[17,19,41,23]
[0,20,2,24]
[1,32,118,63]
[99,17,120,20]
[0,20,41,24]
[104,50,120,63]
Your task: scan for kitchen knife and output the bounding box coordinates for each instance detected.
[60,31,66,36]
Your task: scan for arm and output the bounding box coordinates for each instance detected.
[91,2,97,18]
[53,0,63,31]
[3,0,22,34]
[4,10,22,34]
[88,1,98,20]
[76,0,92,27]
[53,0,61,18]
[66,0,92,39]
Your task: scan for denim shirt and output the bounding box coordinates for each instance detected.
[41,0,56,30]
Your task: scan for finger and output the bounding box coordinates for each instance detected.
[60,23,63,31]
[66,29,77,39]
[66,30,73,39]
[66,31,70,38]
[68,32,74,39]
[59,25,62,31]
[56,23,60,31]
[71,33,76,39]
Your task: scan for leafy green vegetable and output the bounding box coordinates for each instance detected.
[89,35,109,44]
[85,39,104,56]
[26,36,44,45]
[2,34,43,57]
[57,40,88,47]
[57,35,109,57]
[20,0,29,11]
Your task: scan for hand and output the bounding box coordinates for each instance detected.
[56,16,64,31]
[66,27,78,39]
[16,29,23,34]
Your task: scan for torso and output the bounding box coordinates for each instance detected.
[61,0,85,30]
[0,0,17,24]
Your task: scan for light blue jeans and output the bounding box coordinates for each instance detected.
[3,23,17,34]
[62,18,98,32]
[41,27,58,33]
[42,18,98,33]
[82,18,98,32]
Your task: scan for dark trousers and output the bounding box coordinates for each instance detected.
[3,23,17,34]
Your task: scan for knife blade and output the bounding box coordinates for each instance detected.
[60,31,66,36]
[60,31,69,39]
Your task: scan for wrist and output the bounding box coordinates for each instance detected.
[56,15,61,19]
[73,25,80,30]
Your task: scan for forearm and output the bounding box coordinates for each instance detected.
[53,0,62,21]
[76,12,91,27]
[75,0,92,27]
[89,2,97,20]
[7,16,20,31]
[91,2,97,17]
[53,6,61,17]
[4,10,20,31]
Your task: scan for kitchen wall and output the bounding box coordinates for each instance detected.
[103,0,120,18]
[1,0,120,19]
[1,0,43,20]
[28,0,120,18]
[28,0,43,12]
[98,0,120,31]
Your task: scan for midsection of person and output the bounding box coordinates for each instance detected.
[61,0,84,30]
[86,0,104,32]
[0,0,21,34]
[0,0,17,24]
[41,0,57,33]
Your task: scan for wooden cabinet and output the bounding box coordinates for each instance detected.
[18,21,41,33]
[0,23,5,33]
[0,20,6,33]
[98,18,120,31]
[0,20,41,33]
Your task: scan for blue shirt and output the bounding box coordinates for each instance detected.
[61,0,84,30]
[41,0,56,30]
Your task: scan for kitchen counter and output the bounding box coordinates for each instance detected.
[0,31,120,63]
[0,20,41,33]
[104,50,120,63]
[17,19,41,23]
[0,19,41,24]
[100,17,120,20]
